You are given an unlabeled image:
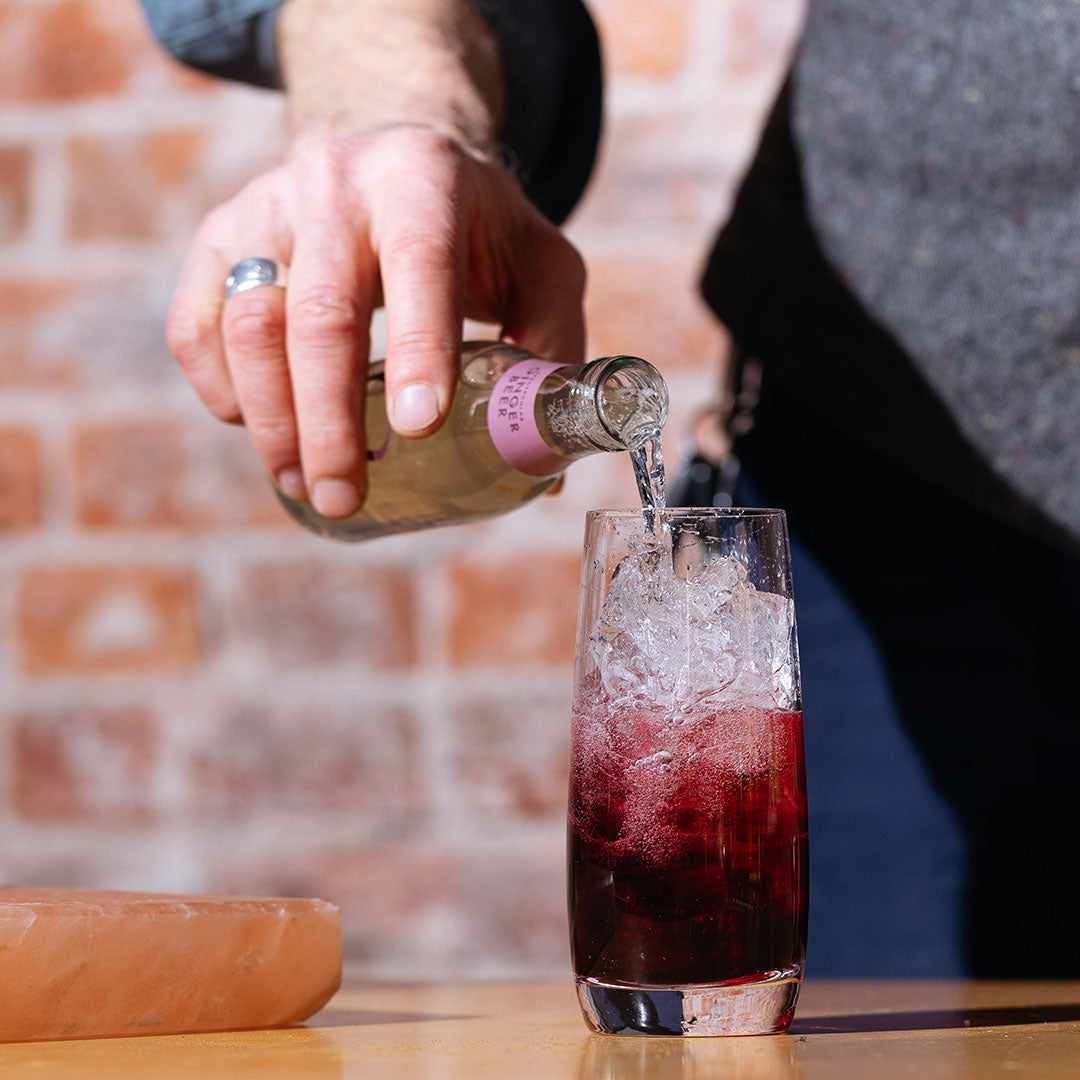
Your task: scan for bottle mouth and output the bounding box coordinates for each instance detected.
[594,356,670,450]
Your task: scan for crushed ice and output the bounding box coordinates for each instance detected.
[588,540,797,712]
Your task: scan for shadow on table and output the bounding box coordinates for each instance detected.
[310,1008,476,1028]
[790,1002,1080,1035]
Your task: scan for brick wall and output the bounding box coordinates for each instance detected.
[0,0,803,977]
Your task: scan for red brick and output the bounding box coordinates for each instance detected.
[231,561,417,669]
[726,2,806,81]
[67,129,209,243]
[575,103,744,229]
[188,698,422,819]
[447,554,581,667]
[75,419,285,530]
[0,279,79,387]
[151,61,225,97]
[0,144,30,243]
[592,0,690,79]
[584,253,728,372]
[448,844,568,971]
[581,153,729,229]
[145,129,210,185]
[0,428,42,529]
[211,839,567,972]
[11,706,159,824]
[448,693,570,818]
[211,843,457,966]
[0,1,143,102]
[16,565,203,675]
[131,38,227,97]
[0,274,190,391]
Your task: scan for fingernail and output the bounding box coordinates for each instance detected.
[276,467,308,502]
[312,479,362,518]
[392,382,440,433]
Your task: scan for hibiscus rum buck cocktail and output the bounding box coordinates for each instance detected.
[568,508,807,1036]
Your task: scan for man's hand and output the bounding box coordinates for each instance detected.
[163,0,586,519]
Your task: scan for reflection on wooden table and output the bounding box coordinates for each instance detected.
[1,979,1079,1078]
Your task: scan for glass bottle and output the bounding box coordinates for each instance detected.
[277,340,669,541]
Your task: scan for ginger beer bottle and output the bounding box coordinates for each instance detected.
[278,340,668,541]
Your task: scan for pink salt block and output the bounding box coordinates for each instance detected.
[0,887,341,1042]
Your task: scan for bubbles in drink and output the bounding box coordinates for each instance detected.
[573,692,796,828]
[568,694,807,986]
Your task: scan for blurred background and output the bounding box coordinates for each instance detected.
[0,0,802,977]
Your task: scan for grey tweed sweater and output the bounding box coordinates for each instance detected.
[791,1,1080,542]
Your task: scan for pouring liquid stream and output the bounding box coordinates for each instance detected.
[631,433,667,538]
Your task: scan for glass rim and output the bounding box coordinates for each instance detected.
[585,507,787,521]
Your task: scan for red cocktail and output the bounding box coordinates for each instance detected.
[568,510,807,1035]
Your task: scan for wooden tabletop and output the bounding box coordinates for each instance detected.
[1,979,1079,1078]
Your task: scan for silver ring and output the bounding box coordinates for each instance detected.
[225,258,281,299]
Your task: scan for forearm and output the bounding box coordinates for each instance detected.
[140,0,601,224]
[277,0,506,154]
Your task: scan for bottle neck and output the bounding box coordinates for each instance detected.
[537,355,669,460]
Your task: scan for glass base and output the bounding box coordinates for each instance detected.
[575,970,801,1036]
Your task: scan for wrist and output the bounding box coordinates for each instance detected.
[277,0,506,155]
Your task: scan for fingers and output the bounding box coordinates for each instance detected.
[286,212,374,518]
[500,227,587,368]
[375,139,467,438]
[166,180,307,507]
[167,156,375,520]
[220,277,306,500]
[167,228,241,424]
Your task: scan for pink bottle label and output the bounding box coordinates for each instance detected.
[367,429,391,461]
[487,359,568,476]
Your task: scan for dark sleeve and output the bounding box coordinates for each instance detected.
[137,0,602,223]
[138,0,285,89]
[469,1,603,223]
